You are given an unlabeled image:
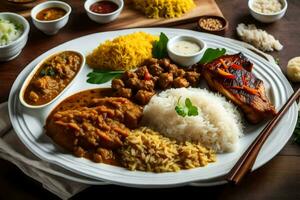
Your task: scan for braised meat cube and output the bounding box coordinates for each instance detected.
[33,76,59,94]
[185,71,201,86]
[114,88,132,99]
[135,90,155,105]
[145,58,158,65]
[159,58,171,68]
[172,68,185,78]
[126,77,140,90]
[122,71,138,81]
[163,63,178,72]
[111,79,124,90]
[138,80,155,91]
[135,66,149,79]
[29,91,39,103]
[148,63,164,76]
[158,73,173,89]
[173,77,190,88]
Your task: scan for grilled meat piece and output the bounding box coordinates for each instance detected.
[202,53,276,124]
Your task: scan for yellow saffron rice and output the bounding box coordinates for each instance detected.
[86,32,158,70]
[130,0,196,19]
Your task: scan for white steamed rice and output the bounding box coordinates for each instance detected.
[0,18,23,46]
[142,88,243,153]
[236,23,283,52]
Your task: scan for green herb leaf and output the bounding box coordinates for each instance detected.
[199,48,226,65]
[275,57,280,65]
[48,68,56,76]
[92,69,124,74]
[185,98,198,116]
[39,66,56,77]
[175,97,199,117]
[86,70,123,84]
[40,69,46,76]
[175,105,187,117]
[153,32,169,59]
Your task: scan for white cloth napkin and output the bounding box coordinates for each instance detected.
[0,102,90,199]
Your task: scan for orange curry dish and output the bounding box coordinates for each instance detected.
[36,7,66,21]
[45,89,143,164]
[23,51,82,106]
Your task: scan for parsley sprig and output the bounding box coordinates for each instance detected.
[175,97,198,117]
[152,32,169,59]
[199,48,226,65]
[87,69,123,84]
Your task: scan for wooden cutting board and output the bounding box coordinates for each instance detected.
[103,0,224,29]
[2,0,223,29]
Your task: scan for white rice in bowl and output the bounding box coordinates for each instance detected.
[0,18,23,46]
[142,88,243,153]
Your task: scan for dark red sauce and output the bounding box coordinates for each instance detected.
[90,1,119,14]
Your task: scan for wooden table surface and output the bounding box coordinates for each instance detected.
[0,0,300,199]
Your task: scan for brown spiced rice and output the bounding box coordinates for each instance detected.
[119,127,216,173]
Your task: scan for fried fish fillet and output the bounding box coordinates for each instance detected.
[202,53,276,124]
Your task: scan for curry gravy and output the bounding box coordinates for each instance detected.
[24,51,82,106]
[36,7,66,21]
[46,88,143,165]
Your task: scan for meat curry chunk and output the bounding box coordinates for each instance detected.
[112,58,201,105]
[46,96,143,164]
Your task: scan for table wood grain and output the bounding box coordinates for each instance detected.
[0,0,299,199]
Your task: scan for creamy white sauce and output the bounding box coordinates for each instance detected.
[172,40,201,56]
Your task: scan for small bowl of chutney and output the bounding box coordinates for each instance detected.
[84,0,124,24]
[31,1,71,35]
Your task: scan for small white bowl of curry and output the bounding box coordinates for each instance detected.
[19,50,85,109]
[31,1,71,35]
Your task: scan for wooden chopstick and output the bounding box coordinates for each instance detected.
[226,88,300,185]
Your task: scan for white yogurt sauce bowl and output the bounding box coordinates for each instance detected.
[167,35,206,67]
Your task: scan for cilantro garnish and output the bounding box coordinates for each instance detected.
[175,97,199,117]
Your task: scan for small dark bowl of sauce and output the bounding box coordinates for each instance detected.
[90,1,119,14]
[84,0,124,23]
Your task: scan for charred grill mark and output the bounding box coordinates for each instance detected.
[205,53,264,105]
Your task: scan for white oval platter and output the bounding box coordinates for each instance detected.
[8,28,298,187]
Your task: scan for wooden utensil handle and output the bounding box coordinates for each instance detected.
[226,88,300,185]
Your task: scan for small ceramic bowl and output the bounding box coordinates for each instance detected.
[167,35,206,67]
[31,1,72,35]
[84,0,124,24]
[0,12,30,61]
[19,50,85,109]
[248,0,287,23]
[197,15,228,35]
